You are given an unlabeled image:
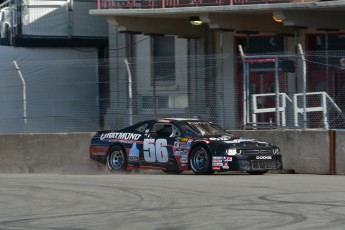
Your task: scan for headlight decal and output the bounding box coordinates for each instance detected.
[226,148,243,155]
[226,149,237,155]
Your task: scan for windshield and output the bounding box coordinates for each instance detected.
[182,121,228,137]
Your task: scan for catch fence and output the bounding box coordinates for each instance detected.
[1,49,345,133]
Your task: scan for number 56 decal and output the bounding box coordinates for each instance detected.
[143,139,169,163]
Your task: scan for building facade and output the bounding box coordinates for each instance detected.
[90,0,345,130]
[0,0,109,133]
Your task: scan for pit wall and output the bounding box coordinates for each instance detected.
[0,133,107,174]
[0,130,344,174]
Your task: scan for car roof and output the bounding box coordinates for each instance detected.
[161,118,201,121]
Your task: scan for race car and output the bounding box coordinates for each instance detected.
[89,118,282,175]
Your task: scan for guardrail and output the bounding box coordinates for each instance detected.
[294,92,343,129]
[250,92,344,129]
[97,0,303,9]
[251,93,292,127]
[0,0,11,9]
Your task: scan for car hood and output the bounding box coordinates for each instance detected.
[200,134,274,147]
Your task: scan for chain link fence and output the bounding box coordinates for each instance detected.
[1,49,345,133]
[239,48,345,130]
[101,54,239,131]
[0,58,100,133]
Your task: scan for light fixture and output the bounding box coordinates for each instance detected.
[272,15,282,23]
[189,16,203,26]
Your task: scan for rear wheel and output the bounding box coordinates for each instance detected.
[190,146,213,175]
[247,171,268,175]
[106,145,127,172]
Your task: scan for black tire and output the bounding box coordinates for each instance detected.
[247,171,268,175]
[190,146,213,175]
[106,145,127,172]
[163,170,183,175]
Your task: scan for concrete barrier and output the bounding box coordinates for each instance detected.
[336,131,345,175]
[0,130,343,174]
[0,133,107,174]
[232,130,330,174]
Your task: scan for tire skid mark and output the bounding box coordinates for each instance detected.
[1,175,345,230]
[257,192,345,208]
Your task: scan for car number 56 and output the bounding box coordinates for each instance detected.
[143,139,169,163]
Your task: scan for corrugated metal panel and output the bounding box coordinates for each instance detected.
[0,46,100,133]
[72,1,108,36]
[21,0,107,37]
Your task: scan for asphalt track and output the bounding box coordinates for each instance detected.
[1,173,345,230]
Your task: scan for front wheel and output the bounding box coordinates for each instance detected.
[106,145,127,172]
[190,146,213,175]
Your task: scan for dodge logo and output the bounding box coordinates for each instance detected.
[256,156,272,160]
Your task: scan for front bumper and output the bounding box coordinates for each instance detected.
[212,155,283,172]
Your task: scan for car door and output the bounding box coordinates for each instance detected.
[142,122,180,170]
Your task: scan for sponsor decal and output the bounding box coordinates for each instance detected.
[213,156,222,160]
[186,142,192,149]
[174,151,182,156]
[128,157,138,162]
[212,166,221,170]
[90,152,106,156]
[223,157,233,162]
[209,137,231,141]
[180,158,188,163]
[181,153,188,159]
[222,163,229,169]
[224,139,255,144]
[212,160,222,163]
[128,143,139,162]
[100,132,141,141]
[188,121,209,125]
[158,119,171,123]
[256,156,272,160]
[181,163,187,167]
[174,141,179,148]
[181,137,189,142]
[179,144,187,149]
[212,163,223,167]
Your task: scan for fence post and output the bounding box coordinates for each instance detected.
[274,57,280,126]
[238,45,248,128]
[124,58,133,126]
[12,60,27,132]
[297,44,307,129]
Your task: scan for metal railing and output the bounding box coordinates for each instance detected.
[251,93,292,127]
[0,0,14,45]
[97,0,306,9]
[294,92,343,129]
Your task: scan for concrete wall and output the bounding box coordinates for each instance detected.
[233,130,330,174]
[336,131,345,175]
[0,130,343,175]
[0,133,106,174]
